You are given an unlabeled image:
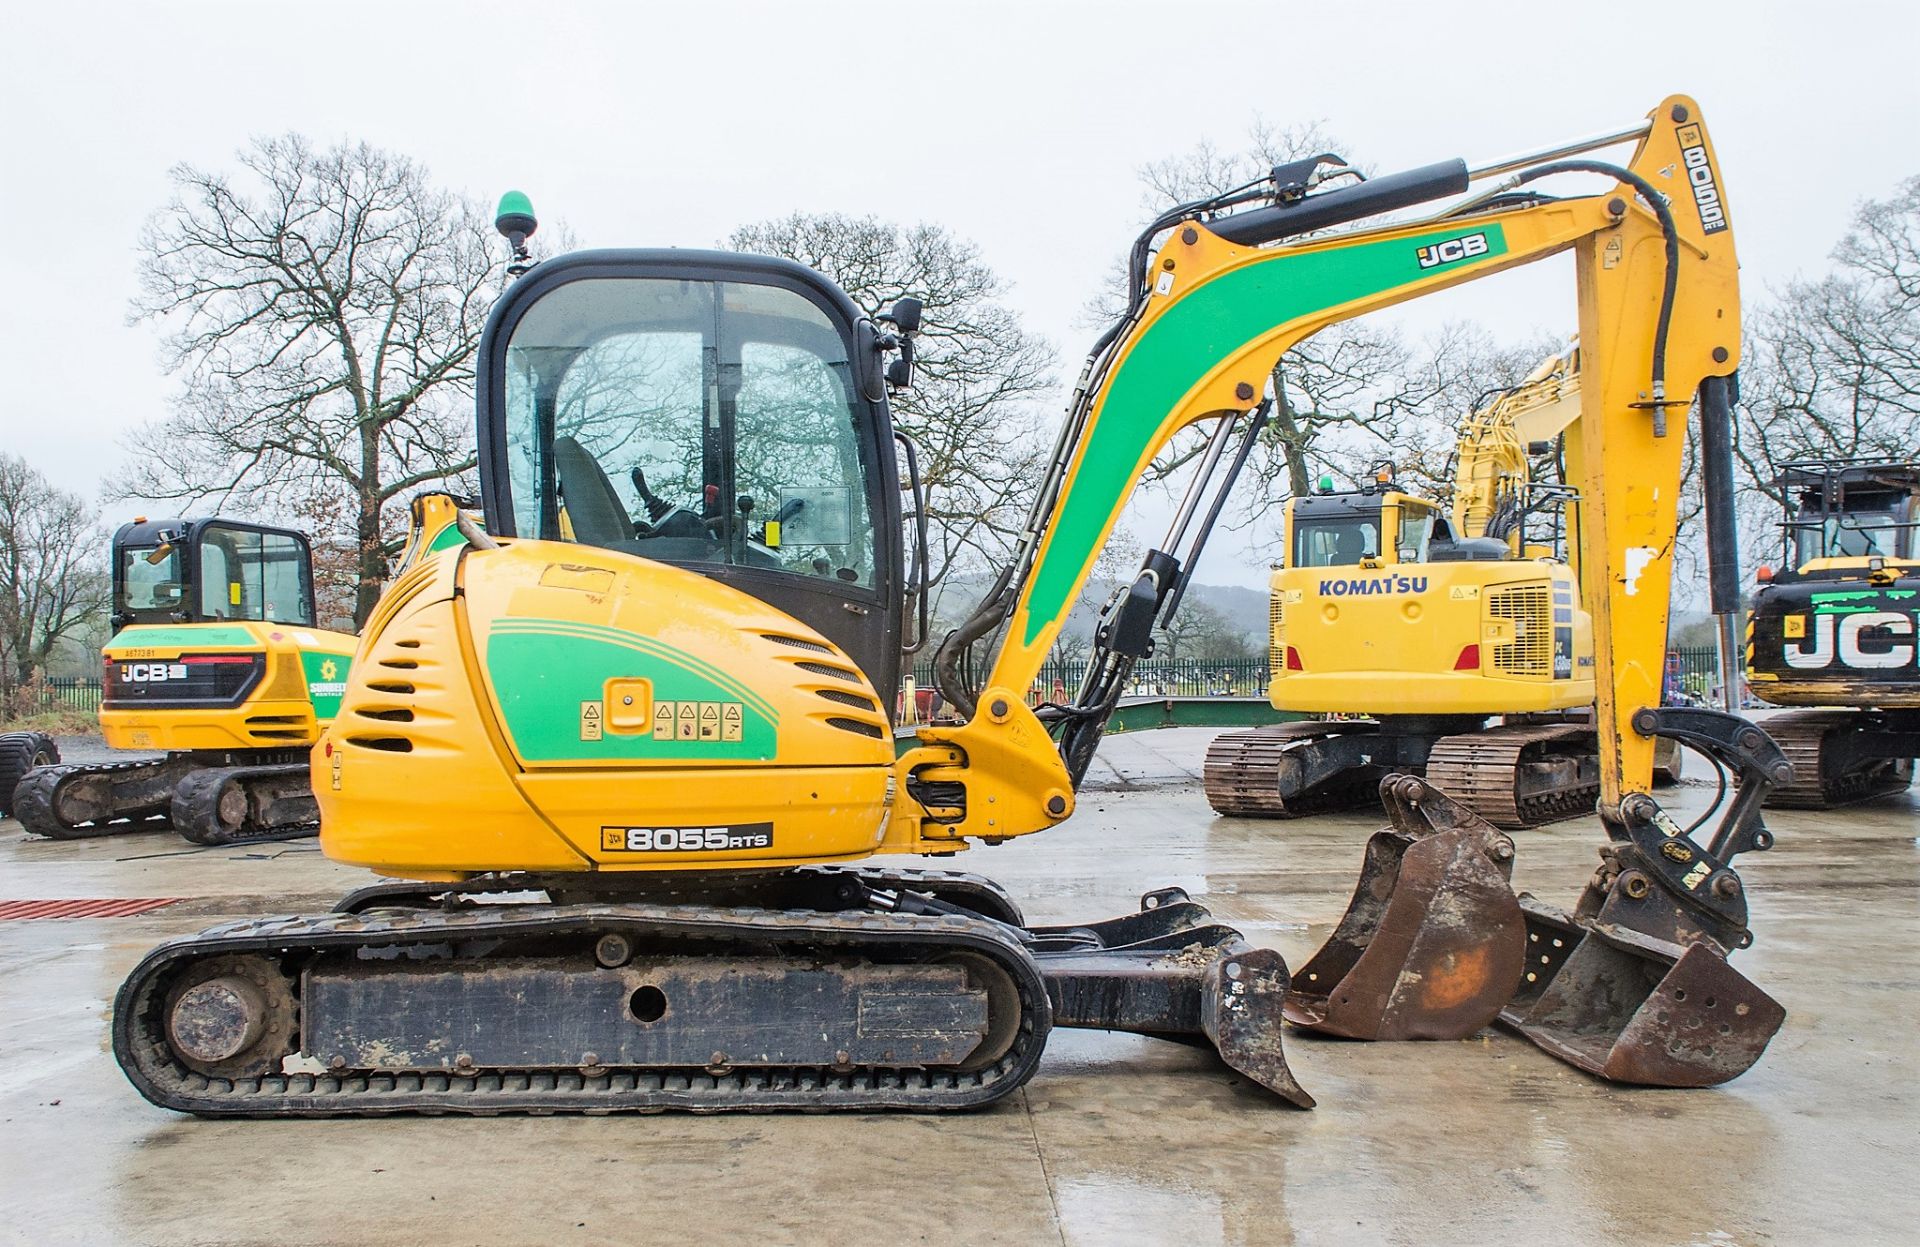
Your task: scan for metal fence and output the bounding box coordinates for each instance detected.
[6,677,104,717]
[1664,644,1725,705]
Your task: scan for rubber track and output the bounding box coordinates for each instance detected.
[1757,709,1914,809]
[0,732,57,819]
[12,759,177,839]
[171,763,318,847]
[1423,723,1598,829]
[114,902,1051,1116]
[1202,723,1375,817]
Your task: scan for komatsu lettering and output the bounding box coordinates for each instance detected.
[1317,574,1429,596]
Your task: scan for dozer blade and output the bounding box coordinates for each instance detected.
[1284,774,1526,1040]
[1500,898,1784,1087]
[1030,888,1314,1107]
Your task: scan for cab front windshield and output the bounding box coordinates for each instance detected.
[501,276,877,588]
[1292,516,1382,567]
[1791,497,1915,565]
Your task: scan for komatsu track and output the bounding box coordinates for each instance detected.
[1203,720,1598,829]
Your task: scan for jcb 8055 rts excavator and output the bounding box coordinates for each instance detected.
[14,498,467,844]
[1744,458,1920,805]
[112,97,1789,1116]
[1205,347,1683,826]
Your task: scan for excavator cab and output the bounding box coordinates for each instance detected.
[476,251,920,708]
[109,518,319,633]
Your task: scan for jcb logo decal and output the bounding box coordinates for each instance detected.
[1416,232,1490,270]
[121,663,188,682]
[1783,612,1914,671]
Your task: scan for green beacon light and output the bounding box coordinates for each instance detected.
[495,191,539,278]
[1317,474,1335,494]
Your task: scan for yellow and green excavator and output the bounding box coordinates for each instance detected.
[112,97,1790,1115]
[11,496,467,844]
[1204,345,1685,825]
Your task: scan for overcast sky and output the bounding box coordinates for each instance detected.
[4,0,1915,590]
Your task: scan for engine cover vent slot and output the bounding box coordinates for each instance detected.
[815,688,877,711]
[346,735,414,753]
[826,716,885,739]
[762,633,833,654]
[795,661,862,684]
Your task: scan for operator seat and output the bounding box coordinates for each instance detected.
[552,436,633,546]
[1331,529,1366,564]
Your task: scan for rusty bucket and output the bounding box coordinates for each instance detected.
[1284,775,1527,1041]
[1500,897,1784,1087]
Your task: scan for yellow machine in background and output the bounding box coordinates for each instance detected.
[1206,346,1684,826]
[115,98,1791,1116]
[13,494,469,844]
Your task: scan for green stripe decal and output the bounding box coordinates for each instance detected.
[1022,223,1509,645]
[492,619,778,722]
[486,621,779,762]
[107,624,257,651]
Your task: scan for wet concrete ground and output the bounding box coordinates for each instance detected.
[1,727,1914,1246]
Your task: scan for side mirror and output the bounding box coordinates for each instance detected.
[885,338,916,392]
[883,296,923,336]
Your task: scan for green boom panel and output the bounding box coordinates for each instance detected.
[1022,224,1510,645]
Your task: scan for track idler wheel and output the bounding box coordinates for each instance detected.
[161,954,297,1079]
[1284,774,1525,1040]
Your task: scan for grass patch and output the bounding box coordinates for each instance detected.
[0,708,98,735]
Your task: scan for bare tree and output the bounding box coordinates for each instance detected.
[123,135,501,625]
[1155,599,1255,665]
[0,455,108,697]
[1712,175,1920,574]
[727,214,1055,588]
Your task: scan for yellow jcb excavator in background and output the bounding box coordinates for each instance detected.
[1205,346,1684,825]
[10,494,470,844]
[112,97,1790,1118]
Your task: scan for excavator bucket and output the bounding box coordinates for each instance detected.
[1031,888,1314,1107]
[1494,707,1793,1087]
[1500,898,1784,1086]
[1284,774,1526,1040]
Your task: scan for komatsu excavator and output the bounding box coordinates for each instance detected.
[1205,347,1683,825]
[112,97,1789,1116]
[14,496,467,844]
[1744,459,1920,805]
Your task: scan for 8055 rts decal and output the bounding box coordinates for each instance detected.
[601,822,775,852]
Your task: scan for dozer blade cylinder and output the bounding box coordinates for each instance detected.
[1030,890,1315,1108]
[1284,774,1526,1041]
[1499,900,1783,1087]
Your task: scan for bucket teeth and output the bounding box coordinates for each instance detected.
[1499,898,1784,1087]
[1284,774,1526,1041]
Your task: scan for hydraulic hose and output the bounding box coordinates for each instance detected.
[1511,160,1681,433]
